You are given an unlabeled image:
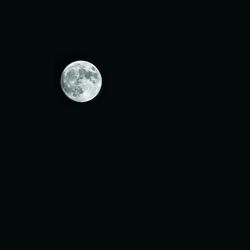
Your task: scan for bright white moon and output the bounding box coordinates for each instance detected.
[61,60,102,102]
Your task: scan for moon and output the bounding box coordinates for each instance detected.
[61,60,102,102]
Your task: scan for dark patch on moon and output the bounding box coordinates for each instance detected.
[72,86,83,97]
[84,70,92,79]
[78,68,85,80]
[77,67,99,83]
[65,69,77,82]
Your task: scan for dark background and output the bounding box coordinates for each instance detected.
[1,2,220,178]
[0,2,232,243]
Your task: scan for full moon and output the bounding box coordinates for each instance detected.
[61,60,102,102]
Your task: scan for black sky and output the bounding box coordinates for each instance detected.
[0,1,216,172]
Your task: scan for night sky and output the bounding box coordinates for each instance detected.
[1,1,215,171]
[0,4,222,236]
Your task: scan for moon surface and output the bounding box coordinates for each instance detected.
[61,60,102,102]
